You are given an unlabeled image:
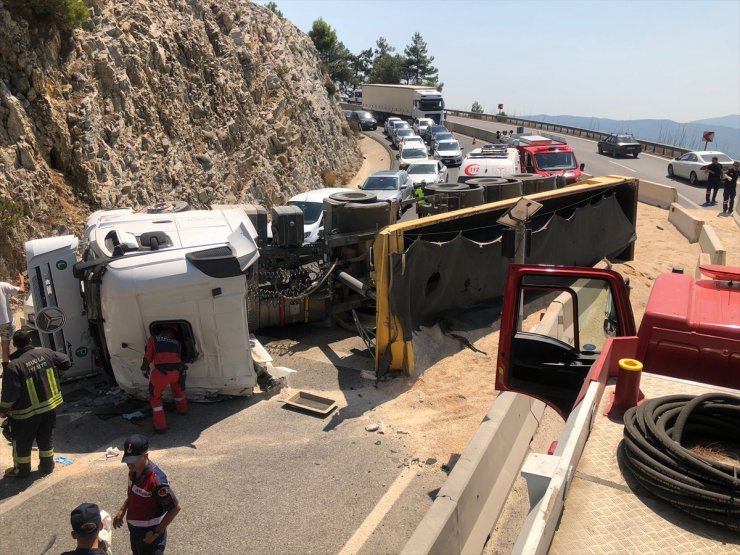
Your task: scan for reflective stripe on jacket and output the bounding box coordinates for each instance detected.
[0,345,69,419]
[145,335,183,372]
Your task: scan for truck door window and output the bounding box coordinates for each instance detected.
[518,275,618,354]
[525,154,535,172]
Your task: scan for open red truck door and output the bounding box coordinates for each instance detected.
[495,265,636,418]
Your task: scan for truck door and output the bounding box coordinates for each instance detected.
[25,236,97,379]
[496,265,635,418]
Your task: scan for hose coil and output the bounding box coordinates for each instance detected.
[620,393,740,531]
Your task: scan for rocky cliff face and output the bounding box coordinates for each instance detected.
[0,0,360,276]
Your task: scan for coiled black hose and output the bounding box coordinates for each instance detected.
[620,393,740,531]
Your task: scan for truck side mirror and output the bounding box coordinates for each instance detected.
[580,163,585,171]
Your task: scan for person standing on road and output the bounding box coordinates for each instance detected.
[0,330,69,478]
[722,161,738,214]
[60,502,108,555]
[702,156,723,205]
[141,325,188,433]
[113,434,181,555]
[1,273,25,368]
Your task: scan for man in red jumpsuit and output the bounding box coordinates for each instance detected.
[141,326,188,433]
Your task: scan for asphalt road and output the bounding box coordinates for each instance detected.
[0,325,453,555]
[445,115,717,209]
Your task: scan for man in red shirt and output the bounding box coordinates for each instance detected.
[142,325,188,433]
[113,434,181,555]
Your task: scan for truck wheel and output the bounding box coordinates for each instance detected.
[667,164,674,177]
[689,171,698,185]
[329,191,377,203]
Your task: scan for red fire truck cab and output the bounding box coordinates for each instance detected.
[515,135,585,184]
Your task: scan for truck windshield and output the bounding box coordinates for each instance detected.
[535,152,577,171]
[419,98,444,111]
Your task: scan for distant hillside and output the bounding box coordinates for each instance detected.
[524,114,740,160]
[691,115,740,129]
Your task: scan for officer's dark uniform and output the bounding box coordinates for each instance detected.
[0,344,69,477]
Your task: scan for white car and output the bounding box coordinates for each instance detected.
[413,117,435,138]
[667,151,734,184]
[397,145,429,169]
[287,187,353,243]
[399,135,425,149]
[384,117,402,136]
[406,160,449,187]
[433,139,464,167]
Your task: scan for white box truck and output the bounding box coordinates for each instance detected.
[362,84,445,124]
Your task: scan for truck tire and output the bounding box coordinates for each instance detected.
[332,201,392,234]
[329,191,378,204]
[520,175,557,195]
[467,178,509,203]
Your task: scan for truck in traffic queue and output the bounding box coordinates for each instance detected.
[508,134,585,184]
[362,84,445,124]
[493,263,739,551]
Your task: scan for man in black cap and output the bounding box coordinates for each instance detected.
[60,502,107,555]
[113,434,181,554]
[0,329,70,478]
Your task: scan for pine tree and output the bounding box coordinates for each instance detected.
[471,101,484,114]
[403,32,438,85]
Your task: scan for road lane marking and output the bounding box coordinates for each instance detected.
[338,466,417,555]
[607,160,637,172]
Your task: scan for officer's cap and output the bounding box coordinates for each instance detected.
[121,434,149,464]
[70,502,101,535]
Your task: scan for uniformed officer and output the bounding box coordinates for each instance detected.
[113,434,181,555]
[141,325,188,433]
[0,330,70,478]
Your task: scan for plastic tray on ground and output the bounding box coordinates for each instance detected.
[283,391,337,415]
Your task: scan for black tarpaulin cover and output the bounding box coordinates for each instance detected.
[389,193,636,340]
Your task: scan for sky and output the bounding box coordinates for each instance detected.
[255,0,740,123]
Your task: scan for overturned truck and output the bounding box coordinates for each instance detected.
[24,176,638,398]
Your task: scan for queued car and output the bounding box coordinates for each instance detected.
[433,139,464,167]
[426,124,448,144]
[667,151,734,184]
[390,121,411,142]
[288,187,354,243]
[413,117,435,138]
[384,117,402,135]
[343,109,353,121]
[359,170,414,217]
[392,128,415,148]
[397,144,429,169]
[597,133,642,158]
[429,131,455,153]
[406,160,449,187]
[399,135,426,150]
[350,110,377,131]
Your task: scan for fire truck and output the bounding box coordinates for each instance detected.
[510,134,585,184]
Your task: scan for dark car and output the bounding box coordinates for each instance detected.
[343,109,353,121]
[598,133,642,158]
[351,110,377,131]
[426,124,448,143]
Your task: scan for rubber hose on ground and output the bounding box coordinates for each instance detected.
[620,393,740,531]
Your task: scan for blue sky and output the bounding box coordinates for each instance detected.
[255,0,740,123]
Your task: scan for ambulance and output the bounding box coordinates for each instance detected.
[457,144,520,183]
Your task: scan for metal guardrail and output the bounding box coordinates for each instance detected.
[446,109,691,159]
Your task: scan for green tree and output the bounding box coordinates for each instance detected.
[373,37,395,63]
[403,32,438,86]
[308,19,352,87]
[471,101,484,114]
[350,48,373,87]
[5,0,88,28]
[367,54,404,84]
[265,1,283,17]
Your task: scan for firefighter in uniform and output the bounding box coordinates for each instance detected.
[141,325,188,433]
[0,330,70,478]
[113,434,181,555]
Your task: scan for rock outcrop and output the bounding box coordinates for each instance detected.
[0,0,361,276]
